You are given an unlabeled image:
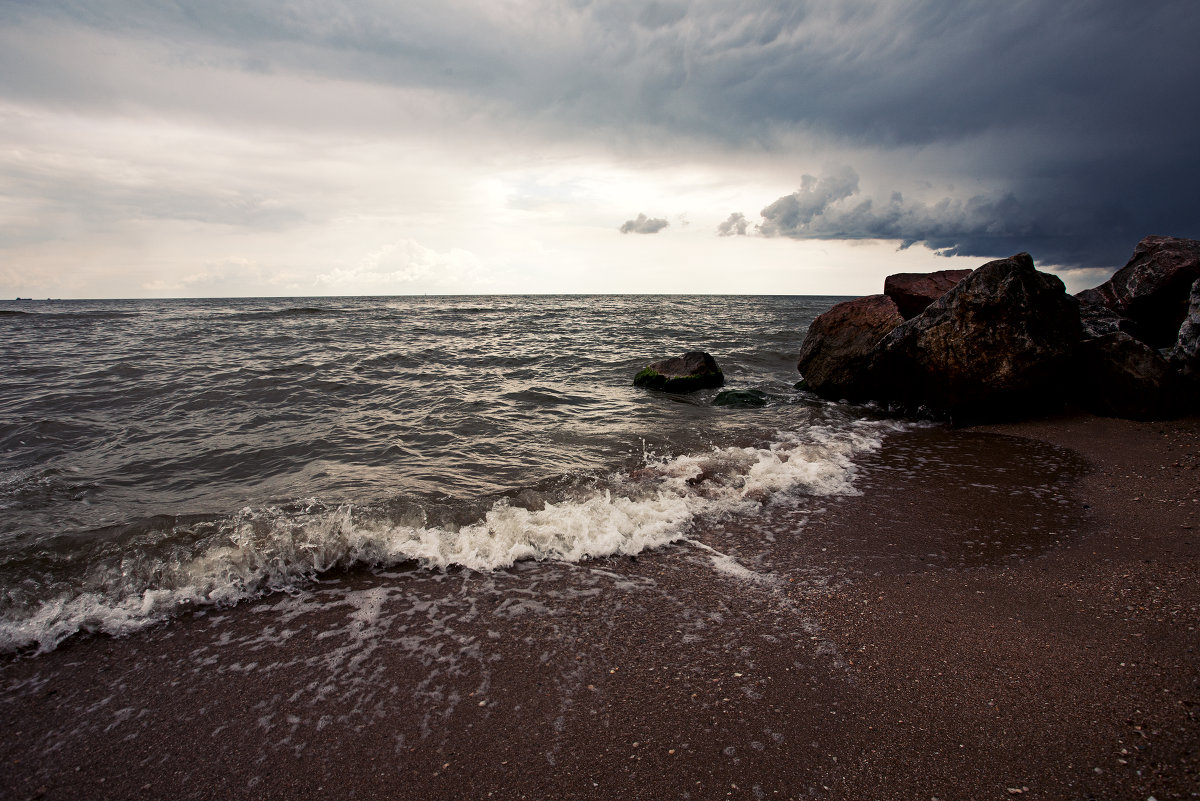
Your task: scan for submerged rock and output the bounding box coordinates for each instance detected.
[872,252,1082,421]
[713,389,768,407]
[1075,235,1200,348]
[633,351,724,393]
[883,269,972,320]
[796,294,903,401]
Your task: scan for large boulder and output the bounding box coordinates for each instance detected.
[796,294,903,400]
[633,351,724,393]
[1170,277,1200,385]
[1075,333,1181,420]
[871,253,1083,421]
[1075,235,1200,348]
[883,269,972,320]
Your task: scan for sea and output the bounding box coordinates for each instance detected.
[0,294,921,655]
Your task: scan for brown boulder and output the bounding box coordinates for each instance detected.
[871,253,1082,421]
[633,351,724,393]
[1170,277,1200,388]
[1074,235,1200,348]
[1075,332,1182,420]
[796,294,903,400]
[883,269,972,319]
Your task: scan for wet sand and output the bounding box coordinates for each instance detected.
[2,413,1197,800]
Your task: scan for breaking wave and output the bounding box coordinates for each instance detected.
[0,422,896,655]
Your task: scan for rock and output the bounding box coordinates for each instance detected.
[1075,332,1181,420]
[872,252,1082,421]
[1074,235,1200,348]
[713,389,768,407]
[1078,300,1130,339]
[796,294,904,400]
[633,351,724,393]
[883,269,972,320]
[1170,277,1200,378]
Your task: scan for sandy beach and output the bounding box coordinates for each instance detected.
[2,412,1197,800]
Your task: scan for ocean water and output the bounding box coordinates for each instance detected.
[0,294,909,654]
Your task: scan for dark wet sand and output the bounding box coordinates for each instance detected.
[2,414,1197,800]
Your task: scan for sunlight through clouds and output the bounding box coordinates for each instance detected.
[1,1,1197,296]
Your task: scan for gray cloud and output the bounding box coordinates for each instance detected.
[8,2,1195,149]
[750,166,1149,267]
[2,1,1198,269]
[739,165,1064,263]
[757,168,859,237]
[0,151,307,252]
[620,213,669,234]
[716,212,748,237]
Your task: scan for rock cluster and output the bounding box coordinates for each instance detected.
[872,253,1082,420]
[797,236,1200,422]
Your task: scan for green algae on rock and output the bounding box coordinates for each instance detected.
[713,389,768,407]
[633,351,724,393]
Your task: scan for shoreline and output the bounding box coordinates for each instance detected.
[2,412,1197,800]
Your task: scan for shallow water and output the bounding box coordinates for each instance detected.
[0,294,910,653]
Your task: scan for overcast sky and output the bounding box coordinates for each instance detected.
[2,1,1197,298]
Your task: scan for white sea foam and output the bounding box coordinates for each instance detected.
[685,538,775,585]
[0,422,896,654]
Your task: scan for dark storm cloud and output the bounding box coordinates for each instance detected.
[3,0,1199,268]
[749,162,1171,268]
[757,168,859,237]
[620,214,669,234]
[752,167,1043,257]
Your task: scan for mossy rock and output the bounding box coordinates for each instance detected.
[713,389,768,407]
[633,351,724,393]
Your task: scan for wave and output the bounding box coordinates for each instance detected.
[275,306,332,316]
[221,307,339,321]
[1,310,145,320]
[0,421,900,655]
[501,387,594,406]
[56,310,144,320]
